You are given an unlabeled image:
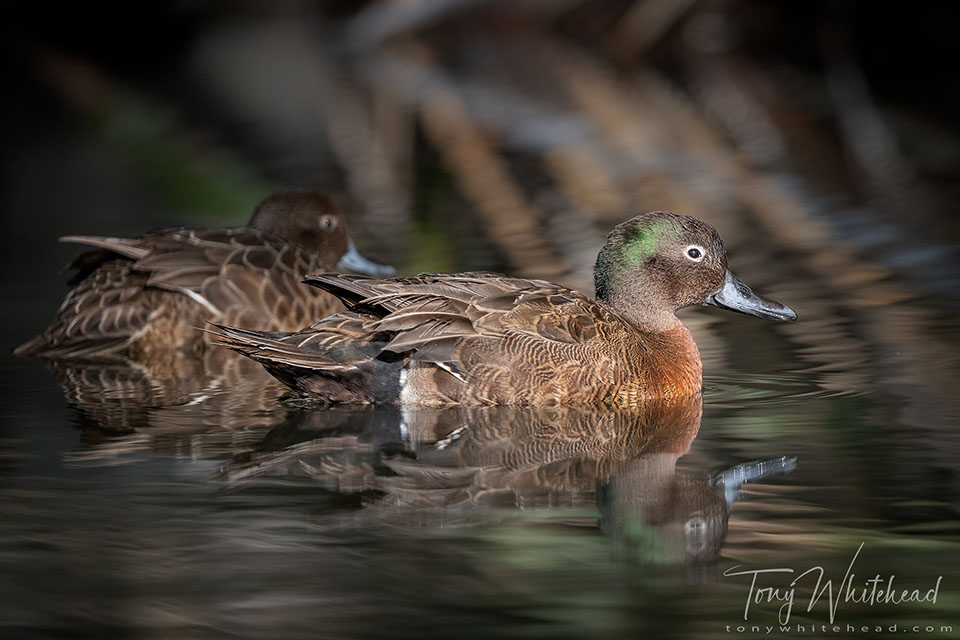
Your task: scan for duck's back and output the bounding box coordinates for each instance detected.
[15,227,342,360]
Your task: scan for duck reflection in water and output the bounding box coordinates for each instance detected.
[47,354,291,460]
[224,397,796,570]
[51,359,795,571]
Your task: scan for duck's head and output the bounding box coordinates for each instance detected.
[594,212,796,329]
[249,190,395,276]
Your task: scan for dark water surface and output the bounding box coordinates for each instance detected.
[2,252,959,640]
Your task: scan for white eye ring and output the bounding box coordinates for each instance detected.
[684,244,706,262]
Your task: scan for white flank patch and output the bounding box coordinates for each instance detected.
[399,367,411,405]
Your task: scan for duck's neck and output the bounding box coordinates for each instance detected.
[607,289,680,330]
[596,265,681,330]
[595,276,703,396]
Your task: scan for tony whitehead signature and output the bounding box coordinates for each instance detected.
[723,543,943,624]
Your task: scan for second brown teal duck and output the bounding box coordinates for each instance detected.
[14,190,394,363]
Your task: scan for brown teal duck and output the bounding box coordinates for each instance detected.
[211,211,795,407]
[15,190,394,362]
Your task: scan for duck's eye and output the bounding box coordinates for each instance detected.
[320,216,335,230]
[685,245,705,262]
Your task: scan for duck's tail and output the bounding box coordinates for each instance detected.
[12,334,49,358]
[206,323,401,403]
[206,323,330,368]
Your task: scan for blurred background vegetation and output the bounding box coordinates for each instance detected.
[3,0,958,294]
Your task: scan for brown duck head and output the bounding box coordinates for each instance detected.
[594,211,796,329]
[248,190,395,276]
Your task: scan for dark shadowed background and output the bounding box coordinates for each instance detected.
[3,1,959,293]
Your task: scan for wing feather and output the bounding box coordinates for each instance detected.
[60,235,151,260]
[218,273,606,375]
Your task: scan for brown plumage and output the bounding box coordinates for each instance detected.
[213,272,702,407]
[211,212,797,407]
[14,190,393,361]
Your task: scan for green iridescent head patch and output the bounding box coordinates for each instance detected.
[622,220,676,266]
